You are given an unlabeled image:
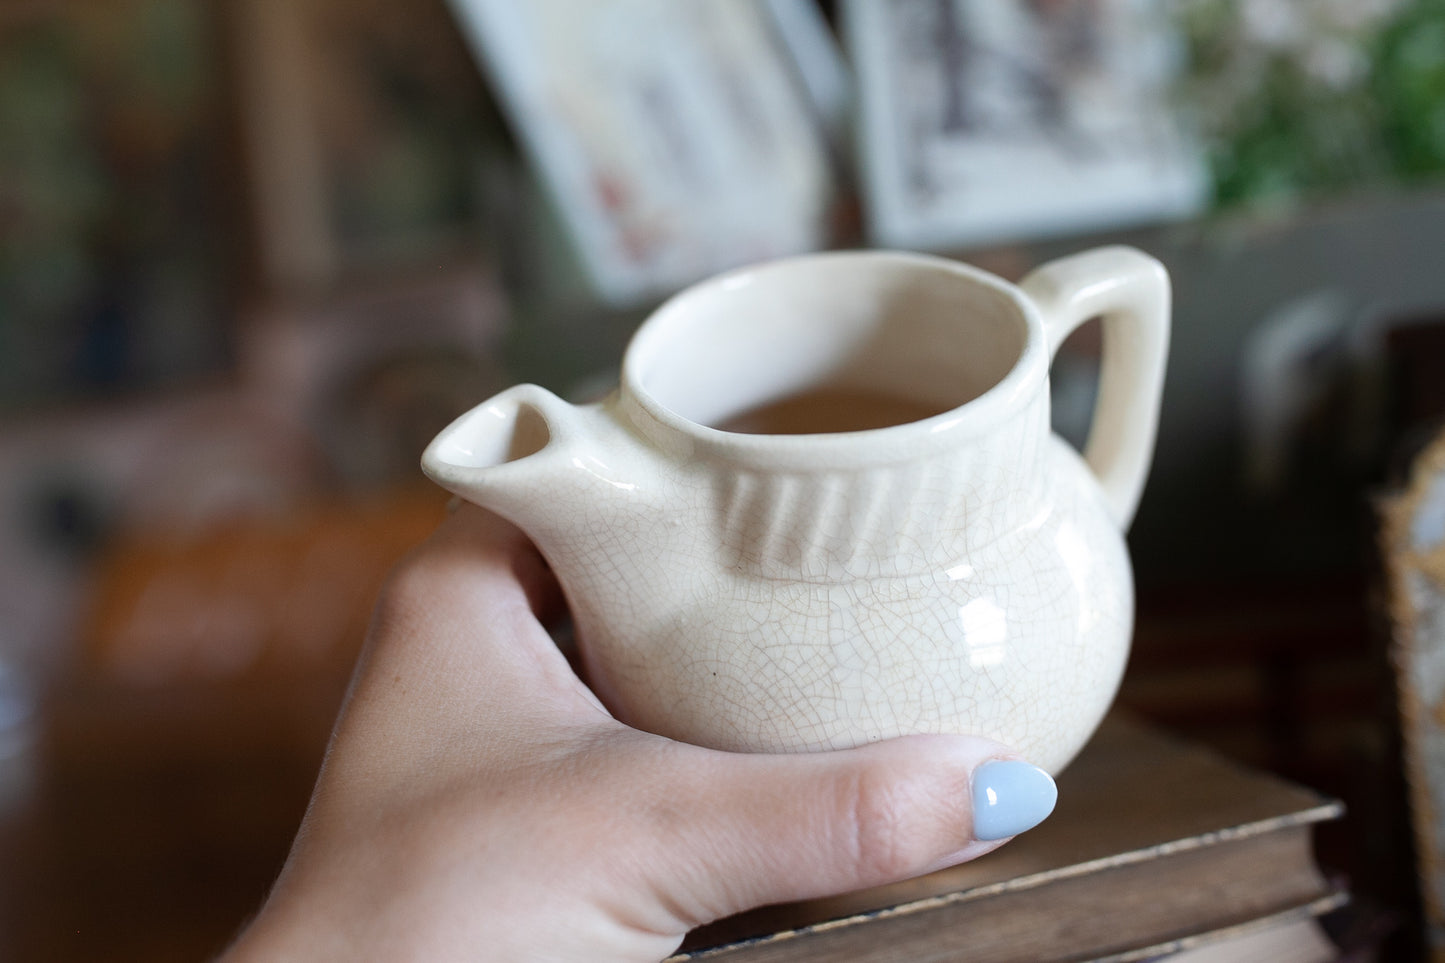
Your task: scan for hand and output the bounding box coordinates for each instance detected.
[222,506,1057,962]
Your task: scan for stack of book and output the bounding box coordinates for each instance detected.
[672,716,1345,963]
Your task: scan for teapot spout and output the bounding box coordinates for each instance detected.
[421,384,654,548]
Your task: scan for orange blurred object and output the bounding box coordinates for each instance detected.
[80,486,448,685]
[1,487,449,962]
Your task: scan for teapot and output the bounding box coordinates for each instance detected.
[423,246,1168,774]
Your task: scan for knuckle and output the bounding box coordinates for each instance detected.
[839,749,968,885]
[374,550,434,617]
[371,545,464,629]
[843,766,925,883]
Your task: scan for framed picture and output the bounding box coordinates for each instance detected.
[845,0,1207,251]
[446,0,839,306]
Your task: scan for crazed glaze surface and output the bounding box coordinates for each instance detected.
[423,247,1170,775]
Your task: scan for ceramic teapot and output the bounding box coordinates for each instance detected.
[423,246,1169,774]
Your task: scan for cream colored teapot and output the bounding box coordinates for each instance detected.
[423,247,1169,774]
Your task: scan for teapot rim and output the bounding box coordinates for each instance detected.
[619,250,1050,470]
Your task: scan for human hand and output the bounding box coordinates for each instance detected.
[222,506,1057,962]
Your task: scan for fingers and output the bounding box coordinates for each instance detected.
[349,500,1059,943]
[421,503,569,624]
[334,504,604,759]
[369,502,573,686]
[638,736,1056,929]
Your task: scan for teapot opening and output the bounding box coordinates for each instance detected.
[431,398,551,469]
[627,252,1030,439]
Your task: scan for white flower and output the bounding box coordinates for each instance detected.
[1241,0,1306,50]
[1316,0,1404,34]
[1301,35,1370,88]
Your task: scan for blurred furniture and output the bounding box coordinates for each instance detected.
[222,0,507,295]
[1115,577,1413,954]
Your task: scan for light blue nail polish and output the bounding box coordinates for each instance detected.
[972,760,1058,841]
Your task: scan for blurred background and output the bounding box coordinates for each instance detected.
[2,0,1445,958]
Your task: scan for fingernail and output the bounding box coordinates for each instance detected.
[971,760,1058,841]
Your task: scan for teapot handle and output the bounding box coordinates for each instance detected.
[1020,246,1170,531]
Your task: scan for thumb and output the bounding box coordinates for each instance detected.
[650,735,1058,928]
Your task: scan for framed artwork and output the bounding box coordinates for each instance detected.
[844,0,1207,251]
[446,0,838,306]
